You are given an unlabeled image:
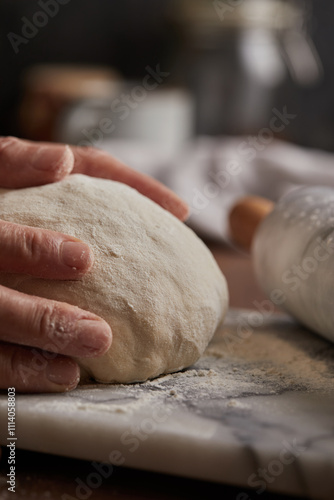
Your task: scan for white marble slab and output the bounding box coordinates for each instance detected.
[0,309,333,499]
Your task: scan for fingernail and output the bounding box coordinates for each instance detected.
[32,145,73,172]
[61,241,94,271]
[46,358,80,387]
[76,320,112,357]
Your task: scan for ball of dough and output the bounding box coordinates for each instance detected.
[0,174,228,383]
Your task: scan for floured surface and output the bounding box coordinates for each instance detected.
[1,310,334,498]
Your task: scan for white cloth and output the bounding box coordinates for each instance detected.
[101,137,334,242]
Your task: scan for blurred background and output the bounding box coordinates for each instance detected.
[0,0,333,152]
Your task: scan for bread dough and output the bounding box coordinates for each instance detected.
[0,174,228,383]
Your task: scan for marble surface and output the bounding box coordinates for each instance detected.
[0,309,334,499]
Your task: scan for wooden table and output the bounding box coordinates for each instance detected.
[0,242,299,500]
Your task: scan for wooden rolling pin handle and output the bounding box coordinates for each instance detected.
[229,196,275,252]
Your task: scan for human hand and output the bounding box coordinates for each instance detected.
[0,137,188,393]
[0,220,112,393]
[0,136,189,220]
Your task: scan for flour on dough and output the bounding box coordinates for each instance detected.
[0,174,228,383]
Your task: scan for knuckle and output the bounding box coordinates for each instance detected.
[0,223,57,271]
[21,230,41,260]
[76,145,101,159]
[0,346,33,390]
[35,302,60,341]
[21,228,46,262]
[78,145,95,155]
[33,301,70,352]
[86,146,101,156]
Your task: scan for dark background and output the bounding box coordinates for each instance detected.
[0,0,334,151]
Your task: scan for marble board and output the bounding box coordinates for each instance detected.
[0,309,334,499]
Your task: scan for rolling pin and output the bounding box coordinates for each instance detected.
[229,187,334,344]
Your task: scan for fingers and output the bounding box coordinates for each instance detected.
[0,286,112,358]
[0,137,189,220]
[0,136,74,188]
[0,285,113,393]
[0,343,80,392]
[71,146,190,221]
[0,220,94,279]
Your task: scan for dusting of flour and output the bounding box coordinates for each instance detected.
[57,310,334,420]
